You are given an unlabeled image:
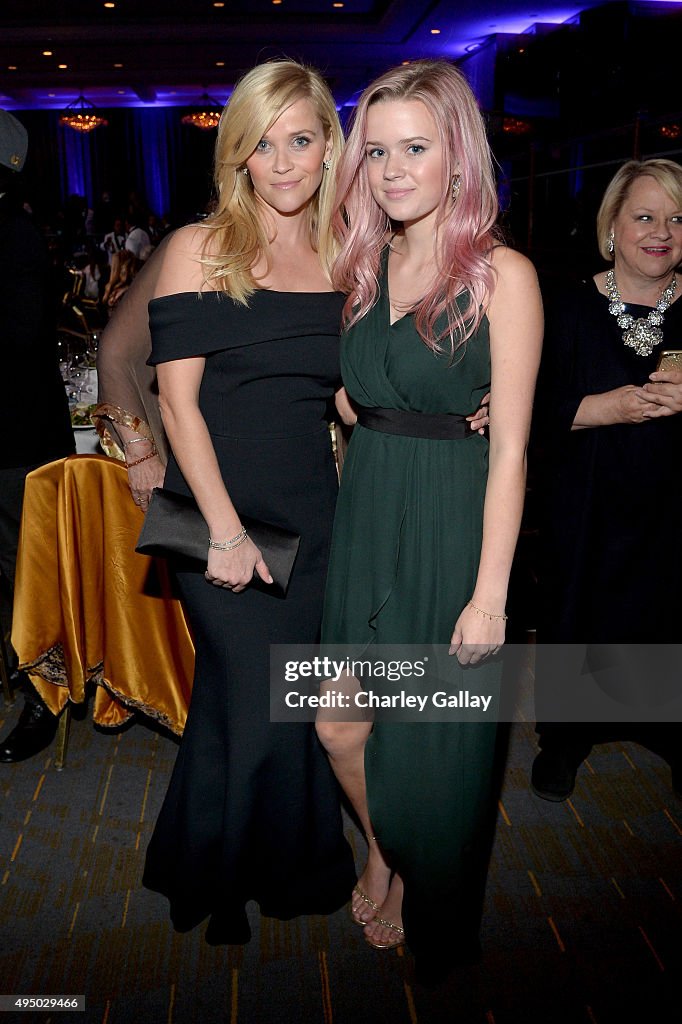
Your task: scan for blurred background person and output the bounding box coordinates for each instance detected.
[100,215,126,266]
[102,249,141,314]
[0,109,75,763]
[124,211,152,261]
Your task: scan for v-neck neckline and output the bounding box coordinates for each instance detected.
[383,248,412,329]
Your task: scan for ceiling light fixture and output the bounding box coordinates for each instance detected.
[430,28,441,35]
[503,116,531,135]
[181,93,221,130]
[58,64,68,70]
[59,95,109,133]
[43,50,53,56]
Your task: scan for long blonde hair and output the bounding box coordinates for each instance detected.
[200,60,344,302]
[333,60,500,358]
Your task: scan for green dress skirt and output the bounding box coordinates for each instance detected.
[322,263,500,978]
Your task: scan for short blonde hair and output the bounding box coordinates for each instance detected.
[200,60,344,301]
[597,158,682,261]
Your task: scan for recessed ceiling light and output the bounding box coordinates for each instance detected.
[215,61,225,67]
[104,2,115,7]
[272,1,283,5]
[8,65,17,71]
[430,28,441,35]
[48,93,55,97]
[113,62,123,68]
[43,50,53,56]
[58,64,68,70]
[117,90,125,94]
[333,2,344,7]
[214,1,225,6]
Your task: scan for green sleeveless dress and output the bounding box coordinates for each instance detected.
[322,257,499,977]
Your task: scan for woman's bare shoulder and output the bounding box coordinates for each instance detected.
[489,244,536,278]
[489,246,539,300]
[153,223,210,298]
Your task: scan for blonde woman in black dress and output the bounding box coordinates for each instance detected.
[142,61,355,943]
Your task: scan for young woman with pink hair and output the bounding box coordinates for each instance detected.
[317,60,543,980]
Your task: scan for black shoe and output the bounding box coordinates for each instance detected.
[0,700,58,763]
[531,748,585,802]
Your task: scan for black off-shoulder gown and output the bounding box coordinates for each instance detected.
[142,290,355,943]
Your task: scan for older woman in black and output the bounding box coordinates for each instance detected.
[532,159,682,801]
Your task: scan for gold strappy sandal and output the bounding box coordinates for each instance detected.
[351,884,382,925]
[365,914,405,950]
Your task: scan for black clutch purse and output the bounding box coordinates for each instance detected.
[135,487,300,595]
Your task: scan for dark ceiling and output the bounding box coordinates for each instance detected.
[0,0,616,111]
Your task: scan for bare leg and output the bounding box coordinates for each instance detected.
[316,687,404,938]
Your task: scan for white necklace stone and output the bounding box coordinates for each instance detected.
[605,269,677,357]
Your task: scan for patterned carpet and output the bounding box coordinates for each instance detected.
[0,675,680,1024]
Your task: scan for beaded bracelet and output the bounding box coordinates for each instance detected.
[467,600,508,622]
[209,527,247,552]
[126,450,158,469]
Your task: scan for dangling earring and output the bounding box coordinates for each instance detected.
[608,231,615,256]
[323,159,331,171]
[241,167,249,176]
[451,174,461,201]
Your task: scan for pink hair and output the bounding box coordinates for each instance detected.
[332,60,501,357]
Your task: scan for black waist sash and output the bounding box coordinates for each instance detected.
[356,405,475,441]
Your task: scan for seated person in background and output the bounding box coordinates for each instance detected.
[100,216,126,265]
[124,213,152,261]
[75,243,108,302]
[102,249,141,314]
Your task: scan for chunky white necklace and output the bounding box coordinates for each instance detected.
[605,269,677,357]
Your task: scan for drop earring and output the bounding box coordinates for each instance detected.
[608,231,614,256]
[451,174,461,201]
[323,159,331,171]
[241,167,249,176]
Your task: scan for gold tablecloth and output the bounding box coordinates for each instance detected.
[12,455,194,734]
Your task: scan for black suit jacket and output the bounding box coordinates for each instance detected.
[0,191,74,469]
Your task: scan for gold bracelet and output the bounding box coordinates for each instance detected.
[209,528,247,551]
[126,450,158,468]
[467,600,507,622]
